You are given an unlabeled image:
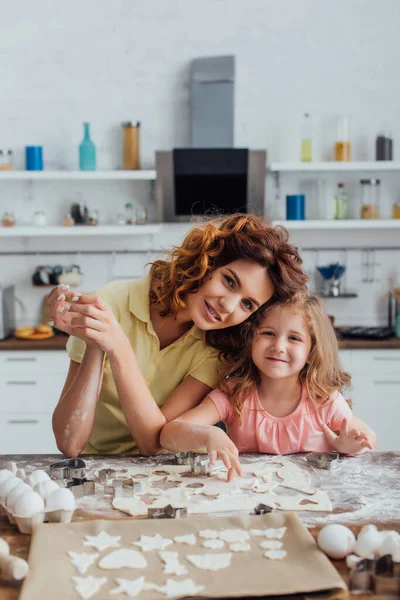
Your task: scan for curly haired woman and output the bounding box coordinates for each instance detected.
[49,214,308,457]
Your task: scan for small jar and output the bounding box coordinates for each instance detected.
[135,206,148,225]
[392,201,400,219]
[2,212,16,227]
[33,210,46,227]
[87,209,99,226]
[124,202,134,225]
[63,213,75,227]
[360,179,380,219]
[116,213,126,225]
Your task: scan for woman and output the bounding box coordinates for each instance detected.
[49,214,308,457]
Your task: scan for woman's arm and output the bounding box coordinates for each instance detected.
[160,397,242,480]
[52,346,105,457]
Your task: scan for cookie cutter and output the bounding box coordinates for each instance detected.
[175,452,192,465]
[190,454,226,476]
[306,452,339,470]
[49,458,86,480]
[253,503,274,515]
[147,504,188,519]
[103,479,144,498]
[349,555,400,595]
[68,479,96,499]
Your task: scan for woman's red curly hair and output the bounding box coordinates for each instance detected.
[149,214,308,355]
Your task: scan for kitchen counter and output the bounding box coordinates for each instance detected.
[338,336,400,349]
[0,334,68,351]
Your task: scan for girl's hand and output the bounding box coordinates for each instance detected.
[321,419,374,455]
[56,293,127,355]
[205,427,242,482]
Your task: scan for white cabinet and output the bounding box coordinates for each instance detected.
[341,349,400,451]
[0,350,69,454]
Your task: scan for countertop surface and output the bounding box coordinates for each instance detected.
[0,452,399,600]
[0,333,399,351]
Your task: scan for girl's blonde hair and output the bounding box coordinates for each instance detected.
[220,294,351,422]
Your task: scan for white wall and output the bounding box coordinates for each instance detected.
[0,0,400,326]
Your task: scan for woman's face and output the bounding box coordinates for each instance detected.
[184,259,274,330]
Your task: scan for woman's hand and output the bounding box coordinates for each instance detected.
[56,292,127,356]
[46,284,79,335]
[205,427,242,481]
[322,419,375,455]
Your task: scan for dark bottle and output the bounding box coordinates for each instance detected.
[376,132,393,161]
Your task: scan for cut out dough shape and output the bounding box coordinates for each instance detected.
[112,497,149,517]
[83,531,121,552]
[166,475,183,483]
[146,488,165,497]
[174,534,196,545]
[264,549,287,560]
[199,529,219,539]
[99,549,147,570]
[259,540,283,550]
[133,534,173,552]
[249,527,286,539]
[158,551,188,575]
[186,553,232,571]
[229,542,251,552]
[219,529,249,543]
[150,487,191,509]
[156,579,205,598]
[271,489,332,512]
[202,539,225,550]
[72,575,108,599]
[68,551,99,575]
[110,576,145,597]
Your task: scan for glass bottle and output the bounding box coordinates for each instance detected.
[79,122,96,171]
[360,179,380,219]
[376,131,393,161]
[122,122,141,170]
[135,206,148,225]
[334,115,351,161]
[124,202,134,225]
[300,113,312,162]
[63,213,75,227]
[2,212,16,227]
[392,201,400,219]
[333,182,349,219]
[33,210,47,227]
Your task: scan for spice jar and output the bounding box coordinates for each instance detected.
[360,179,380,219]
[63,213,75,227]
[392,202,400,219]
[33,210,46,227]
[334,115,351,161]
[135,206,148,225]
[124,202,134,225]
[2,212,16,227]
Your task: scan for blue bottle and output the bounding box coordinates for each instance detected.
[79,123,96,170]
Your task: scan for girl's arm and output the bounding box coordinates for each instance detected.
[160,397,242,481]
[52,346,105,457]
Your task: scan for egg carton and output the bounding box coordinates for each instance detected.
[0,501,75,534]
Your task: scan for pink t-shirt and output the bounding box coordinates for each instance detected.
[208,385,352,455]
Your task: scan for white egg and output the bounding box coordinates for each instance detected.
[317,524,356,559]
[26,470,50,487]
[34,480,59,501]
[13,490,45,518]
[6,482,31,510]
[46,487,76,512]
[354,524,382,557]
[346,554,362,569]
[0,476,21,503]
[378,531,400,559]
[0,469,14,486]
[6,461,18,475]
[16,468,27,481]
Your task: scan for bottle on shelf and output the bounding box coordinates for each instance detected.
[375,131,393,161]
[334,115,351,161]
[122,121,141,170]
[392,201,400,219]
[333,182,350,219]
[300,113,312,162]
[79,122,96,171]
[124,202,134,225]
[360,178,380,219]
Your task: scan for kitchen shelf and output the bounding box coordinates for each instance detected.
[0,170,156,181]
[0,225,160,237]
[273,219,400,229]
[268,161,400,173]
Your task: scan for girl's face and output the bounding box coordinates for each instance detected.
[184,259,274,330]
[251,305,312,381]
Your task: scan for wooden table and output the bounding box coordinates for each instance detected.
[1,452,399,599]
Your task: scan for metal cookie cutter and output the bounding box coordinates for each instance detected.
[68,478,96,499]
[306,452,339,470]
[175,451,192,465]
[253,503,274,515]
[147,504,188,519]
[349,555,400,596]
[49,458,86,480]
[190,455,226,476]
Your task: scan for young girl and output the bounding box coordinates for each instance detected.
[160,294,377,480]
[49,214,308,457]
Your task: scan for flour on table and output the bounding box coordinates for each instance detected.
[186,553,232,571]
[83,531,121,552]
[252,480,279,494]
[110,576,145,597]
[173,534,196,545]
[158,551,188,576]
[99,549,147,570]
[264,549,287,560]
[68,551,99,575]
[219,529,249,543]
[133,534,173,552]
[199,529,219,539]
[202,539,225,550]
[259,540,283,550]
[249,527,286,539]
[229,542,251,552]
[112,497,149,517]
[72,575,108,599]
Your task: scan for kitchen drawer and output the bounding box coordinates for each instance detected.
[0,374,66,413]
[0,412,59,454]
[0,350,69,375]
[350,350,400,374]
